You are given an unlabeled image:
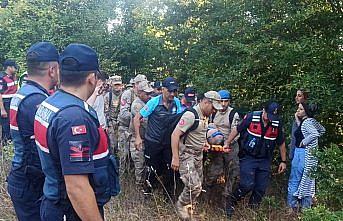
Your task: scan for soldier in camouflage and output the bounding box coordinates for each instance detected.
[104,75,123,154]
[205,90,241,204]
[118,74,147,171]
[171,91,223,220]
[129,81,153,185]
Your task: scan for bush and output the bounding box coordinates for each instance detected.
[314,144,343,210]
[302,205,343,221]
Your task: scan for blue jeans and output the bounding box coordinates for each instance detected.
[287,148,312,208]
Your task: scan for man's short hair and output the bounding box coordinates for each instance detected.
[26,61,53,76]
[60,70,94,87]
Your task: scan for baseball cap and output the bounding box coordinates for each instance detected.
[59,43,100,73]
[109,75,122,84]
[204,91,223,110]
[162,77,179,91]
[265,101,280,121]
[3,59,18,69]
[26,42,59,62]
[218,90,232,100]
[153,81,162,89]
[133,74,147,83]
[137,81,154,93]
[184,87,196,102]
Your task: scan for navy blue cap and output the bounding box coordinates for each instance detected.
[3,59,18,69]
[266,101,280,121]
[218,90,232,100]
[162,77,179,91]
[153,81,162,89]
[184,87,196,102]
[26,42,59,62]
[60,43,99,73]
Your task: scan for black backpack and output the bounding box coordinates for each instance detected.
[162,107,200,147]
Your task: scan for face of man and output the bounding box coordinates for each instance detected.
[138,90,152,103]
[154,87,162,95]
[220,99,230,112]
[7,66,17,75]
[86,72,98,99]
[262,109,269,122]
[48,62,59,90]
[202,98,216,117]
[112,83,122,92]
[162,87,177,102]
[295,90,306,104]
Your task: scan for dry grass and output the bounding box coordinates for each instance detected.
[0,145,299,221]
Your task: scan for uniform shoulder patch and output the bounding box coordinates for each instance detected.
[71,125,87,135]
[69,141,90,162]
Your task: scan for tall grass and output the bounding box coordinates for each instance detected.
[0,145,298,221]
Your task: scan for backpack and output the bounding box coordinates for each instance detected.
[210,107,243,126]
[162,107,200,147]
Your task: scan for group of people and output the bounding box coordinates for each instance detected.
[2,41,325,221]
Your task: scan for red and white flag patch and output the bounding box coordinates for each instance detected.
[71,125,87,135]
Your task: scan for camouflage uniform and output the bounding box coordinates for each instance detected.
[205,107,241,197]
[176,105,208,206]
[129,97,148,185]
[104,89,121,154]
[118,88,135,170]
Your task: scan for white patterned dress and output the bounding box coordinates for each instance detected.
[294,118,325,199]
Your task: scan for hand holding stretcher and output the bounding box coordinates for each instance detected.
[209,144,231,153]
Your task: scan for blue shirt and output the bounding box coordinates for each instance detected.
[140,95,181,143]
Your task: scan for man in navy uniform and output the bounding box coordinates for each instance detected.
[0,59,19,142]
[34,43,119,220]
[224,101,287,218]
[7,42,59,221]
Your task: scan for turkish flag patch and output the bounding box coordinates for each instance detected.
[71,125,87,135]
[69,141,91,162]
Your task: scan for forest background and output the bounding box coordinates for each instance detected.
[0,0,342,220]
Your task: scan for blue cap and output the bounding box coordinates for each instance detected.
[3,59,18,69]
[153,81,162,89]
[26,42,59,62]
[266,101,280,121]
[184,87,196,102]
[162,77,179,91]
[218,90,232,100]
[60,43,99,73]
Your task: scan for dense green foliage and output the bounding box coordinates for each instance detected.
[313,144,343,210]
[0,0,342,216]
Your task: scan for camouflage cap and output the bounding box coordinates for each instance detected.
[204,91,223,110]
[109,75,122,85]
[133,74,147,83]
[137,81,154,93]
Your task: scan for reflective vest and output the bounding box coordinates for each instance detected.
[2,75,18,99]
[240,111,280,158]
[34,90,119,205]
[9,83,48,170]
